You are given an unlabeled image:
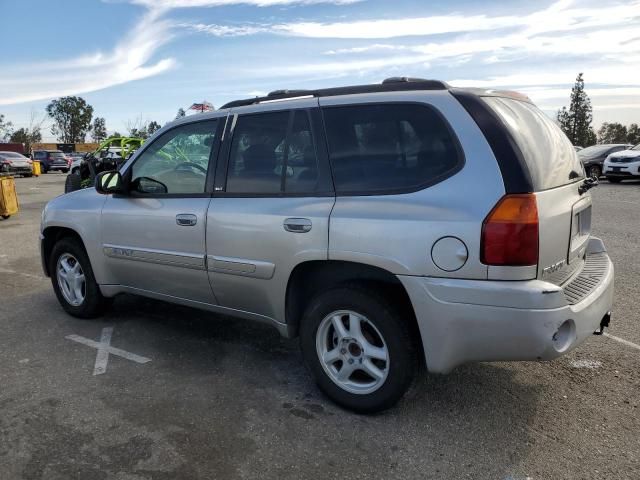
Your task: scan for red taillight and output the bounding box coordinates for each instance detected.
[481,194,539,266]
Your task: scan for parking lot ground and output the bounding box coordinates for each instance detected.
[1,174,639,480]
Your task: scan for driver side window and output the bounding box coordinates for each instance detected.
[131,120,218,194]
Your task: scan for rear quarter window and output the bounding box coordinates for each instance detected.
[322,103,463,195]
[482,97,584,191]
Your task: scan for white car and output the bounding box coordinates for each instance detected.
[603,143,640,183]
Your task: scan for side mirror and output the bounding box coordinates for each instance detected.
[95,170,125,195]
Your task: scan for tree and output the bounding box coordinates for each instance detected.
[46,96,94,143]
[147,121,161,136]
[597,122,628,144]
[107,131,122,139]
[556,73,596,147]
[91,117,107,143]
[0,114,13,141]
[175,108,186,119]
[627,124,640,145]
[9,128,42,152]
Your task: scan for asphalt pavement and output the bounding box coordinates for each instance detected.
[0,173,638,480]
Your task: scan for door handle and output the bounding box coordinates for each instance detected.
[283,218,312,233]
[176,214,197,226]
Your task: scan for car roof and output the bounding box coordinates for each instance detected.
[219,77,533,109]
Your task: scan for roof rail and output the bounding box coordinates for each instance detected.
[220,78,449,109]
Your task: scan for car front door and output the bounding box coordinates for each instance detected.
[206,100,335,324]
[101,118,223,304]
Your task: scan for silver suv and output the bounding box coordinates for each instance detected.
[41,78,614,412]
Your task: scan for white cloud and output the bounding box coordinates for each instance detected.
[186,1,640,39]
[0,10,175,105]
[130,0,360,10]
[1,0,360,105]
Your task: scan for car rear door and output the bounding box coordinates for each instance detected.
[100,118,223,304]
[206,99,335,324]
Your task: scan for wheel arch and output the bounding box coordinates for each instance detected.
[285,260,423,358]
[41,226,86,277]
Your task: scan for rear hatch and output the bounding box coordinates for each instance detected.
[50,152,68,166]
[482,96,590,285]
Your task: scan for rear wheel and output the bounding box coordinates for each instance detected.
[588,165,601,179]
[49,237,110,318]
[299,286,417,413]
[606,176,622,183]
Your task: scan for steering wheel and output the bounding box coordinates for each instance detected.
[174,162,207,174]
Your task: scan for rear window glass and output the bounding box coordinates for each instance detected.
[322,104,463,194]
[483,97,584,190]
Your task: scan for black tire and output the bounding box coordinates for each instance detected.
[64,173,82,193]
[1,215,10,219]
[49,237,110,318]
[588,165,601,179]
[299,285,418,413]
[606,177,622,183]
[23,174,33,178]
[61,169,69,173]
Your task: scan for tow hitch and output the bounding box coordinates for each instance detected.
[593,312,611,335]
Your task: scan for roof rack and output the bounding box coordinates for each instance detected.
[220,77,449,109]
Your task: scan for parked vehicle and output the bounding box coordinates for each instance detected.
[32,150,69,173]
[41,78,614,412]
[603,143,640,182]
[0,151,33,177]
[578,144,631,178]
[65,138,143,193]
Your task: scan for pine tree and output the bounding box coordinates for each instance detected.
[556,73,596,147]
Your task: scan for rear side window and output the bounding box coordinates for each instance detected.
[483,97,584,190]
[322,104,463,194]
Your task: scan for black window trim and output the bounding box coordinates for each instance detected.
[319,101,466,197]
[214,107,335,198]
[119,117,224,199]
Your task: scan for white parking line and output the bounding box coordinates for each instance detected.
[66,327,152,375]
[604,332,640,352]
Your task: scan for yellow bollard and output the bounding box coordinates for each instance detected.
[32,160,41,177]
[0,175,19,219]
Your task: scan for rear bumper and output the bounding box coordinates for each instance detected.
[4,166,32,175]
[48,164,69,171]
[399,237,614,374]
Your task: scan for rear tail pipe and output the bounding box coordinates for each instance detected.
[593,312,611,335]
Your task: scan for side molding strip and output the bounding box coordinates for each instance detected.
[206,255,275,279]
[103,244,206,270]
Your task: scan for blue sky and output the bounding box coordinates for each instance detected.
[1,0,639,141]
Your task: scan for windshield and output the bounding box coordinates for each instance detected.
[631,144,640,151]
[51,152,65,158]
[578,145,615,157]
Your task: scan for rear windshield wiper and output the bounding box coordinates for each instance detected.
[578,175,598,195]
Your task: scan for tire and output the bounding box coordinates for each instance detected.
[606,177,622,183]
[64,173,82,193]
[61,169,69,173]
[23,174,33,178]
[1,215,9,219]
[49,237,110,318]
[299,285,418,413]
[588,165,601,179]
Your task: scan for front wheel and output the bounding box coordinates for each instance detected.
[49,237,110,318]
[299,286,417,413]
